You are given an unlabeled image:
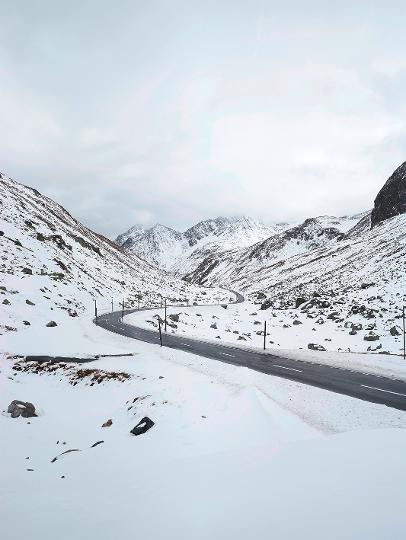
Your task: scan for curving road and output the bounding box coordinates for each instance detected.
[96,292,406,412]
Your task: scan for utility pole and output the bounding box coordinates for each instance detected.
[138,296,140,311]
[403,306,405,361]
[94,299,98,325]
[111,299,113,312]
[164,297,167,332]
[158,318,163,347]
[121,298,124,321]
[263,320,267,351]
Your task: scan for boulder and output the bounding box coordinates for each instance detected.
[46,321,57,327]
[295,297,306,308]
[168,313,180,322]
[22,267,32,275]
[364,332,380,342]
[7,400,37,418]
[293,319,302,325]
[390,326,402,336]
[371,161,406,227]
[102,419,113,428]
[130,417,154,436]
[260,299,272,310]
[308,343,326,352]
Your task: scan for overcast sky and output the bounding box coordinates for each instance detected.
[1,1,406,237]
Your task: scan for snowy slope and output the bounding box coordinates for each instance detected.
[115,216,282,272]
[2,315,406,540]
[0,173,229,338]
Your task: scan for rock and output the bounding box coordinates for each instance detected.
[256,292,266,300]
[102,419,113,428]
[237,335,247,341]
[25,299,35,306]
[308,343,326,351]
[351,323,363,331]
[390,326,402,336]
[130,417,154,436]
[364,332,380,341]
[295,297,306,308]
[2,299,10,305]
[292,319,302,325]
[210,322,217,329]
[360,282,375,289]
[23,321,31,326]
[260,299,272,310]
[22,267,32,275]
[7,400,37,418]
[221,304,228,309]
[46,321,57,327]
[327,312,340,320]
[371,161,406,227]
[168,313,180,322]
[349,330,357,335]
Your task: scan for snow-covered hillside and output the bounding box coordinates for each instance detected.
[0,173,229,339]
[115,216,282,272]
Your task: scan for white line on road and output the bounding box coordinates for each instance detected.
[181,343,191,348]
[274,364,302,373]
[220,352,235,358]
[360,384,406,397]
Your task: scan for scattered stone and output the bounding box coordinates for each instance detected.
[2,299,10,305]
[168,313,180,322]
[308,343,326,352]
[293,319,302,325]
[7,400,37,418]
[349,330,357,335]
[390,326,402,336]
[25,299,35,306]
[237,336,247,341]
[260,299,272,310]
[101,419,113,428]
[130,417,155,436]
[210,322,217,329]
[46,321,57,327]
[22,267,32,275]
[295,297,306,308]
[364,332,380,342]
[23,320,31,326]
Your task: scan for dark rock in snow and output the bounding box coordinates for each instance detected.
[308,343,326,351]
[295,297,306,308]
[7,400,37,418]
[46,321,57,327]
[102,419,113,428]
[371,161,406,227]
[364,332,380,341]
[22,267,32,275]
[130,417,155,436]
[390,326,402,336]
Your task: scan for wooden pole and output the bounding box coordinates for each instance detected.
[403,306,405,361]
[94,299,98,325]
[158,318,163,347]
[164,297,167,332]
[121,298,124,321]
[111,299,113,312]
[263,320,267,351]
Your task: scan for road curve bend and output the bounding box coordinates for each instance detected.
[96,291,406,412]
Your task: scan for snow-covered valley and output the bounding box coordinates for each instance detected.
[1,162,406,539]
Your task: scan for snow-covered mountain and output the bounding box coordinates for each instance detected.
[0,173,228,337]
[115,216,282,272]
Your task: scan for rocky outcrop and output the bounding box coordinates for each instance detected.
[371,162,406,227]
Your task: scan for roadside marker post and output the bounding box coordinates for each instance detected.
[164,297,167,332]
[263,320,267,351]
[111,299,113,312]
[121,299,124,321]
[94,299,98,325]
[403,306,405,361]
[158,318,163,347]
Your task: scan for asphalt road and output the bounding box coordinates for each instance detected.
[96,292,406,412]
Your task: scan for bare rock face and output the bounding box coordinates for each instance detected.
[7,400,37,418]
[371,162,406,227]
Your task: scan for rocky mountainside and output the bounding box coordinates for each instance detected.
[371,161,406,227]
[0,173,227,337]
[115,216,281,272]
